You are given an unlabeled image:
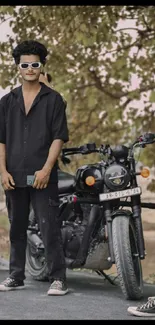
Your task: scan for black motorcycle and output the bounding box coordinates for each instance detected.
[26,132,155,300]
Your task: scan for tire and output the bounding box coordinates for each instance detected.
[112,215,143,300]
[26,242,48,281]
[26,209,48,281]
[29,207,36,226]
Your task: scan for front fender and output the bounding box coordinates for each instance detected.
[111,209,132,218]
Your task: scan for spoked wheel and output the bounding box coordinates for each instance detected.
[112,215,143,300]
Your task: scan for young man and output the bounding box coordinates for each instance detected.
[0,40,69,295]
[5,72,53,224]
[127,297,155,317]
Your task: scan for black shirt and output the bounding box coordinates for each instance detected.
[0,82,69,187]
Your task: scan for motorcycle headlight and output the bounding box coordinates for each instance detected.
[75,164,104,192]
[104,164,130,191]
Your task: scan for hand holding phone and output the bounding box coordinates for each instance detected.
[27,175,35,186]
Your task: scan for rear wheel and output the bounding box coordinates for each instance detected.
[26,241,48,281]
[26,209,48,281]
[26,203,91,281]
[112,215,143,300]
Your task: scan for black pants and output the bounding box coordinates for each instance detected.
[5,191,12,223]
[6,184,66,283]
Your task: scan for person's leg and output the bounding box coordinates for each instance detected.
[0,187,30,291]
[127,297,155,317]
[30,183,68,295]
[5,191,12,223]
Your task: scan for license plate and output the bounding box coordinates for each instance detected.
[99,187,141,202]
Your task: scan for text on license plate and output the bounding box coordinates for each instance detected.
[99,187,141,202]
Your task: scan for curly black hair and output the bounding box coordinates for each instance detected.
[12,40,48,65]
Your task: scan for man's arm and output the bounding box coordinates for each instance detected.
[0,143,15,189]
[0,99,15,190]
[0,99,7,175]
[33,139,64,189]
[0,143,7,174]
[42,139,64,174]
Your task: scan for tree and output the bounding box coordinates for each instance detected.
[0,5,155,171]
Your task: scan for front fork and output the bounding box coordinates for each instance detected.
[104,201,115,263]
[131,195,146,259]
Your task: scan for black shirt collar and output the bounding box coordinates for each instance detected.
[11,82,52,98]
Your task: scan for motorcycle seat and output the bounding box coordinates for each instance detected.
[58,170,75,194]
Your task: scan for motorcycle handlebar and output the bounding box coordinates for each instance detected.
[62,143,99,156]
[61,133,155,159]
[132,132,155,148]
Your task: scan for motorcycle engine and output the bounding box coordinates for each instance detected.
[61,204,90,259]
[61,221,86,259]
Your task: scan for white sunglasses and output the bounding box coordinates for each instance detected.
[19,62,42,69]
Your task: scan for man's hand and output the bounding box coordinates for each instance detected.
[1,171,15,190]
[33,168,51,189]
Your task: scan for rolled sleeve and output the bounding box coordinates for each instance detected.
[0,98,6,144]
[51,94,69,143]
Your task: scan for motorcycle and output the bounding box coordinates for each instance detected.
[26,132,155,300]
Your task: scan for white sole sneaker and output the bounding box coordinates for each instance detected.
[0,285,25,291]
[47,288,68,296]
[127,306,155,317]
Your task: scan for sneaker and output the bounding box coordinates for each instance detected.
[47,280,68,296]
[0,277,25,291]
[127,296,155,317]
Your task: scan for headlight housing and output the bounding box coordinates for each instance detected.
[75,164,104,192]
[104,164,130,191]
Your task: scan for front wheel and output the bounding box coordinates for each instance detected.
[112,215,143,300]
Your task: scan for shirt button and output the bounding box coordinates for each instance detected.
[24,141,26,144]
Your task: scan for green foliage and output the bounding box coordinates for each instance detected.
[0,213,10,231]
[147,179,155,193]
[0,5,155,175]
[149,91,155,103]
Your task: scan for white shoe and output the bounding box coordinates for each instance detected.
[127,297,155,317]
[0,277,25,291]
[47,280,68,296]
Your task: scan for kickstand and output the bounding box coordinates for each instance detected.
[96,270,117,286]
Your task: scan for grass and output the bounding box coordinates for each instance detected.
[1,250,10,260]
[0,212,10,231]
[0,212,10,260]
[144,273,155,284]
